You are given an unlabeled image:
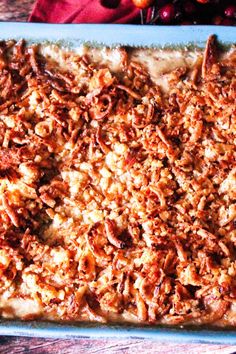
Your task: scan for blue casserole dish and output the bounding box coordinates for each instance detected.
[0,22,235,343]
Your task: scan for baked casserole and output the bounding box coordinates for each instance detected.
[0,35,235,326]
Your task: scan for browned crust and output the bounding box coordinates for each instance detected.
[0,38,235,326]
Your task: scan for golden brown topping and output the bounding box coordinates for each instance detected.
[89,94,113,120]
[0,37,235,326]
[2,193,19,227]
[105,219,125,249]
[116,84,142,100]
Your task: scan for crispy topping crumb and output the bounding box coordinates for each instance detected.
[0,37,235,325]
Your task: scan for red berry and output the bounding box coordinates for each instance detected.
[221,18,235,26]
[159,3,176,23]
[224,5,236,19]
[196,0,209,3]
[184,1,196,15]
[212,15,223,25]
[131,0,154,9]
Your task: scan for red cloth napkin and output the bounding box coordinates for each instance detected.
[29,0,140,24]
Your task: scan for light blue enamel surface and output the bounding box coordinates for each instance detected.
[1,320,236,343]
[0,22,235,47]
[0,23,235,341]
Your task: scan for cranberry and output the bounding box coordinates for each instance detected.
[221,18,235,25]
[212,15,223,25]
[131,0,154,9]
[184,1,197,15]
[159,3,176,23]
[224,5,236,19]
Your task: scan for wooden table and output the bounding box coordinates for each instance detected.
[0,1,236,353]
[0,336,236,354]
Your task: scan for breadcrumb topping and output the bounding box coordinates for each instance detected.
[0,37,235,325]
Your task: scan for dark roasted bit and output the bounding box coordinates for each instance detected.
[202,35,218,79]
